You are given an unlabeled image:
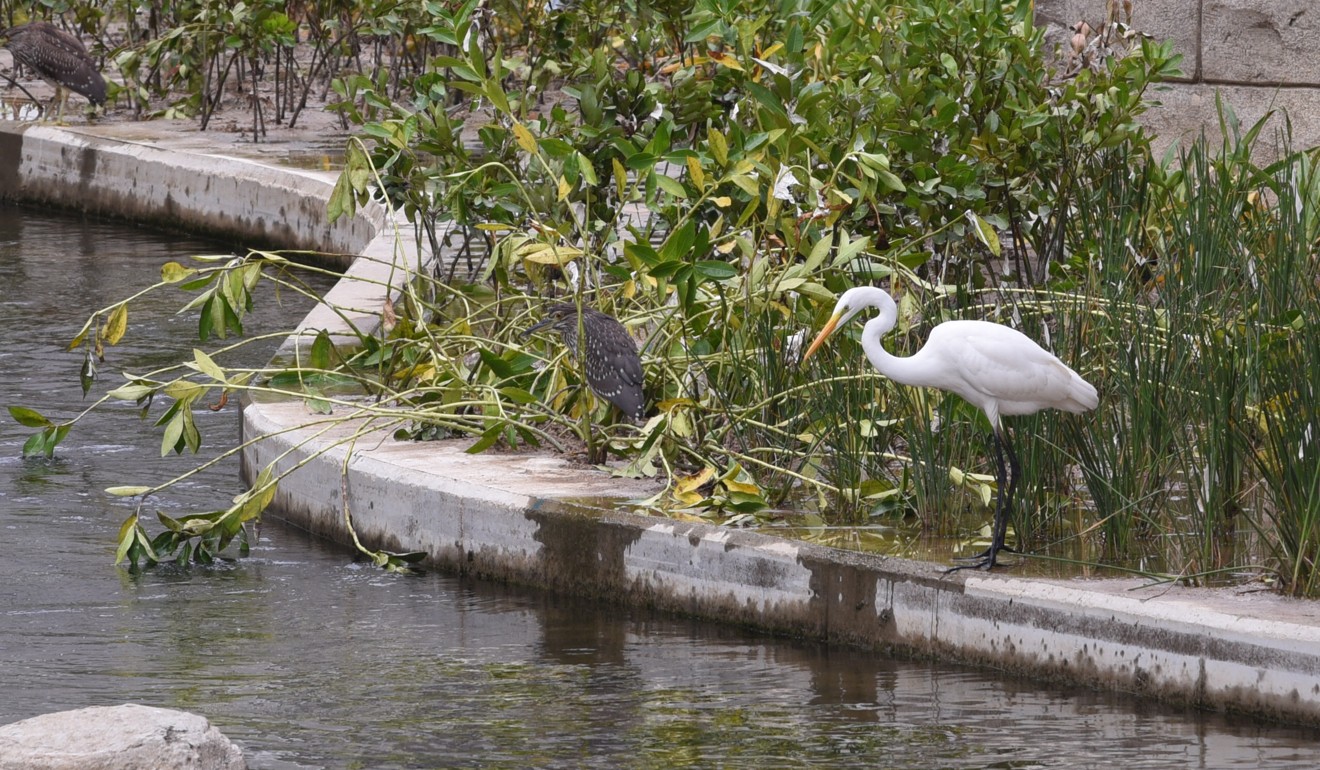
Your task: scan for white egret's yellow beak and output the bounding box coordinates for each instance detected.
[802,312,843,362]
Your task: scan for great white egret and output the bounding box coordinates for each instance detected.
[802,286,1098,570]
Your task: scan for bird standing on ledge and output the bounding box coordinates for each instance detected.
[802,286,1097,571]
[527,303,646,421]
[1,21,106,121]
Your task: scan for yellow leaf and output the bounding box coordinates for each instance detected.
[557,175,571,202]
[392,364,437,381]
[723,478,761,496]
[712,196,732,207]
[966,211,1001,257]
[517,243,584,265]
[676,466,716,495]
[613,157,627,200]
[708,128,729,167]
[674,491,705,507]
[103,303,128,346]
[720,463,762,496]
[512,122,537,153]
[686,156,705,191]
[67,323,91,351]
[708,50,744,71]
[160,261,195,283]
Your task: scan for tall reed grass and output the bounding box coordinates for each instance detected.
[1055,109,1320,592]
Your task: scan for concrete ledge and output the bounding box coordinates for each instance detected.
[5,122,1320,725]
[0,124,378,256]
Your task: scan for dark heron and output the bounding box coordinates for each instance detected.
[1,21,106,120]
[526,303,646,421]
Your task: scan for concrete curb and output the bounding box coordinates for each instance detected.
[4,122,1319,725]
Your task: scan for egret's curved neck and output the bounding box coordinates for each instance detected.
[859,293,928,388]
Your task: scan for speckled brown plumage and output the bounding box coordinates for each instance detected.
[2,21,106,117]
[527,304,646,420]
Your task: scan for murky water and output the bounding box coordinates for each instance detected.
[1,205,1317,769]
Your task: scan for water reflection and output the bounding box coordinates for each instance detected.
[0,205,1316,769]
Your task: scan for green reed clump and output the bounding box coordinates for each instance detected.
[1060,106,1320,590]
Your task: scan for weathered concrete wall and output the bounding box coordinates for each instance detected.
[1037,1,1320,153]
[4,121,1320,725]
[0,124,378,256]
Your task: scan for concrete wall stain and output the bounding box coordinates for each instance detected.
[0,129,21,198]
[526,506,643,598]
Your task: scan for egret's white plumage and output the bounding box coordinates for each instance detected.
[803,286,1098,570]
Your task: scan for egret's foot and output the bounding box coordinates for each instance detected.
[943,557,996,574]
[945,543,1020,573]
[952,543,1019,562]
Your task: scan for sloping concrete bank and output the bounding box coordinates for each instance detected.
[5,122,1320,725]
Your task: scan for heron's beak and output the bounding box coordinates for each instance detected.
[524,317,554,338]
[802,312,843,362]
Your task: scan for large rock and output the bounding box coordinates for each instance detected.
[0,704,246,770]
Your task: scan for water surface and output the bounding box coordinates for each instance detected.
[1,206,1315,769]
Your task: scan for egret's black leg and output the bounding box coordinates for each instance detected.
[947,426,1017,572]
[995,426,1021,555]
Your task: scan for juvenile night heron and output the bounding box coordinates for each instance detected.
[526,303,646,420]
[1,21,106,120]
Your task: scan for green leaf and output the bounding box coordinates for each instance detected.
[193,349,227,382]
[624,152,659,171]
[648,260,686,279]
[22,432,47,458]
[107,485,152,497]
[8,406,51,428]
[466,422,503,454]
[161,413,185,457]
[695,261,738,280]
[832,234,872,267]
[498,387,538,405]
[659,221,696,262]
[654,174,688,199]
[624,240,661,268]
[114,513,138,566]
[873,166,905,193]
[804,233,833,273]
[310,330,334,370]
[576,152,599,186]
[107,383,156,402]
[477,348,514,379]
[79,352,96,397]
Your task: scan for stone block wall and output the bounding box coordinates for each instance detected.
[1036,0,1320,155]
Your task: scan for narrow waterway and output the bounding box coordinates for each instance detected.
[1,206,1316,769]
